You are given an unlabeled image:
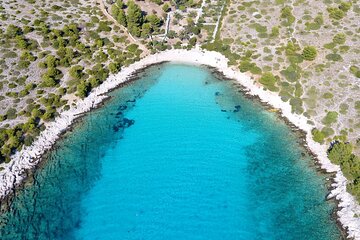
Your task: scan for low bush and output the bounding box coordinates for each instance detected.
[302,46,317,61]
[259,72,278,91]
[312,128,325,143]
[322,111,338,125]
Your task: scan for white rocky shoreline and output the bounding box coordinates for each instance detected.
[0,49,359,238]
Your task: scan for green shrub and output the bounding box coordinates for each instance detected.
[302,46,317,61]
[6,24,23,38]
[259,72,278,91]
[322,111,338,125]
[89,64,109,82]
[250,65,262,75]
[324,42,336,49]
[312,128,325,143]
[280,6,295,25]
[327,7,345,20]
[108,62,121,74]
[322,127,335,137]
[24,135,34,146]
[333,33,346,44]
[355,101,360,112]
[305,14,324,30]
[76,81,90,99]
[45,55,58,68]
[69,65,84,80]
[97,21,112,32]
[126,44,139,53]
[339,45,350,53]
[280,64,301,82]
[42,107,56,121]
[249,23,267,33]
[339,1,352,12]
[239,60,253,73]
[41,74,57,87]
[189,37,197,46]
[294,82,303,97]
[8,83,17,89]
[340,103,349,114]
[162,3,170,12]
[20,51,37,61]
[325,53,343,61]
[239,60,261,74]
[322,92,334,99]
[289,97,304,114]
[328,142,353,165]
[17,60,30,69]
[350,66,360,78]
[6,108,17,120]
[3,51,17,58]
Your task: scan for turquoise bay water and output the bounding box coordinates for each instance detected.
[0,64,341,239]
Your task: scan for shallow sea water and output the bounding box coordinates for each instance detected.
[0,64,341,239]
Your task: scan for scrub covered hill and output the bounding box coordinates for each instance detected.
[212,0,360,201]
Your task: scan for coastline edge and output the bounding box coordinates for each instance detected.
[0,49,359,239]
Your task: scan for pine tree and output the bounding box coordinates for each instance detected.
[117,9,127,27]
[162,3,170,12]
[146,14,162,30]
[110,4,119,17]
[141,23,152,38]
[77,81,90,99]
[126,1,143,36]
[116,0,125,9]
[173,0,188,7]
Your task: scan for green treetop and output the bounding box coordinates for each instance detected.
[117,9,127,27]
[126,1,144,37]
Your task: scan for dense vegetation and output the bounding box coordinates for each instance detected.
[111,0,163,37]
[0,118,42,163]
[328,142,360,201]
[0,2,143,163]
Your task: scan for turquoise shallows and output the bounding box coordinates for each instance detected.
[0,64,341,239]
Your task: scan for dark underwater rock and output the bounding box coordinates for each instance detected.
[118,105,127,111]
[233,105,241,113]
[113,118,135,132]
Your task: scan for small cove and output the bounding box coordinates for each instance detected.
[0,63,341,239]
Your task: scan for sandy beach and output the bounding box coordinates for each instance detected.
[0,49,359,238]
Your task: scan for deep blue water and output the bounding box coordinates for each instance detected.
[0,64,341,239]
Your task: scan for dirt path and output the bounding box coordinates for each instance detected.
[163,12,171,41]
[211,3,226,43]
[195,0,207,24]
